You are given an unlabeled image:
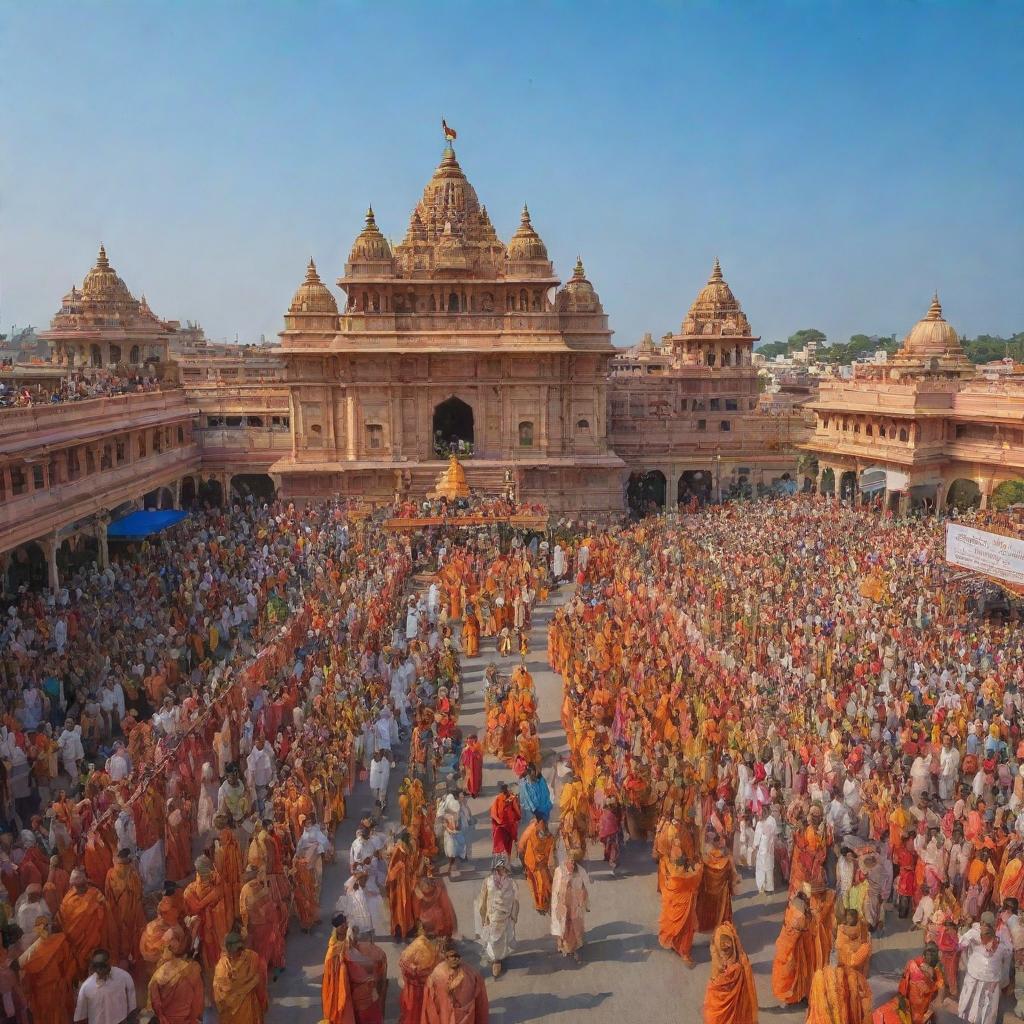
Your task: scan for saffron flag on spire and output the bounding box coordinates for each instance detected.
[442,119,457,141]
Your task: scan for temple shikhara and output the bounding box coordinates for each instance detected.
[270,144,625,513]
[0,137,1021,588]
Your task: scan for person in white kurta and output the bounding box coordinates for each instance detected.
[750,806,778,894]
[551,857,591,959]
[958,916,1012,1024]
[405,598,420,641]
[552,544,566,580]
[474,860,518,976]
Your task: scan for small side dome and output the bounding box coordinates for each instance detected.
[506,204,548,262]
[348,206,393,264]
[900,293,963,358]
[557,257,603,313]
[289,259,338,314]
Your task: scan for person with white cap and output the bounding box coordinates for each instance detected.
[474,856,518,977]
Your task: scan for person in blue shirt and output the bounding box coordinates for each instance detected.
[518,763,552,823]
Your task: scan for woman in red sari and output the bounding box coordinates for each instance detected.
[490,783,521,858]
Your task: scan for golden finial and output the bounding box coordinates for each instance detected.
[97,244,109,268]
[521,203,531,225]
[573,256,586,279]
[305,258,320,281]
[926,292,943,320]
[709,257,723,283]
[365,206,377,227]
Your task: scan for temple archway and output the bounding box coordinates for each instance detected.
[820,468,836,495]
[432,397,474,458]
[678,470,712,506]
[946,478,981,511]
[231,473,277,502]
[197,477,224,507]
[839,470,857,501]
[626,470,666,516]
[180,476,197,508]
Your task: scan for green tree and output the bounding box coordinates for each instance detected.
[991,480,1024,510]
[756,340,789,358]
[787,328,826,352]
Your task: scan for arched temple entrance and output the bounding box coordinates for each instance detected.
[947,478,981,511]
[231,474,277,502]
[678,470,712,506]
[626,470,666,516]
[432,397,474,458]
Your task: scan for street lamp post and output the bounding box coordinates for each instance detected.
[714,453,722,504]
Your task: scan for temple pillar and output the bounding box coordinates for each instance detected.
[934,483,946,514]
[96,515,109,570]
[41,534,60,592]
[980,480,994,510]
[898,491,910,517]
[173,478,182,507]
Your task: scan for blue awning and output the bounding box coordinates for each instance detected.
[107,509,188,540]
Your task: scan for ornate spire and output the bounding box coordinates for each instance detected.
[306,258,322,281]
[96,244,109,269]
[520,203,531,225]
[926,292,943,320]
[709,257,723,283]
[573,256,586,279]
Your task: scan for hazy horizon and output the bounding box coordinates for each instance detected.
[2,2,1022,349]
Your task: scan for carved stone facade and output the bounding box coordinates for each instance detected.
[801,296,1024,512]
[269,145,626,514]
[609,260,808,508]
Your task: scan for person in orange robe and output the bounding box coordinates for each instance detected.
[239,868,285,974]
[462,607,481,657]
[385,832,418,940]
[104,848,146,969]
[809,886,837,973]
[806,964,872,1024]
[165,796,194,884]
[18,917,75,1024]
[697,841,738,933]
[213,932,268,1024]
[658,854,704,966]
[183,854,230,978]
[58,867,110,982]
[460,735,484,798]
[703,922,758,1024]
[139,899,187,999]
[322,914,356,1024]
[213,814,244,923]
[835,909,871,977]
[413,865,457,938]
[344,927,389,1024]
[771,889,814,1006]
[422,942,489,1024]
[895,943,944,1024]
[149,945,205,1024]
[398,927,440,1024]
[42,855,69,917]
[518,814,556,912]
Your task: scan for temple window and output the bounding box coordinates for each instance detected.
[10,466,26,496]
[899,428,909,442]
[576,419,590,432]
[531,291,542,311]
[519,289,528,312]
[85,449,96,475]
[177,427,185,443]
[720,420,731,432]
[725,399,738,411]
[370,291,381,312]
[138,434,147,458]
[709,398,720,411]
[866,425,873,437]
[518,421,534,447]
[366,424,382,450]
[115,440,126,464]
[448,292,459,313]
[130,345,140,364]
[697,419,707,431]
[32,465,44,490]
[309,423,324,447]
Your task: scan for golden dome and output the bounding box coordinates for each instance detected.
[556,257,603,313]
[289,259,338,314]
[506,204,548,262]
[899,293,964,358]
[348,207,393,264]
[681,258,751,337]
[80,244,136,306]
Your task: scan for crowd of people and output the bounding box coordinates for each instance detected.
[0,373,164,409]
[549,496,1024,1024]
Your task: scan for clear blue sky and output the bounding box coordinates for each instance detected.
[2,1,1022,348]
